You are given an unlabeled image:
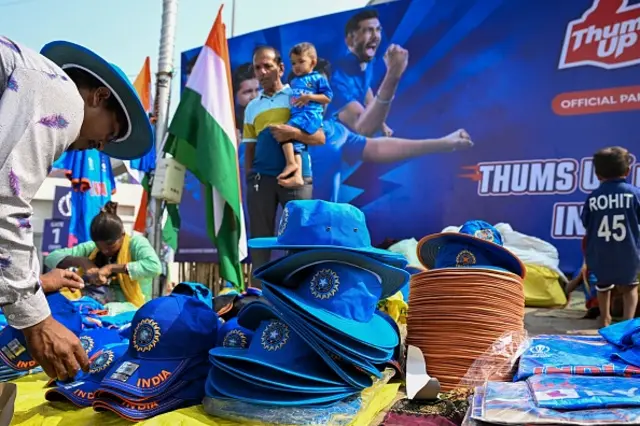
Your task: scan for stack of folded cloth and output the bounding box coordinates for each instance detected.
[206,200,409,408]
[0,292,82,377]
[47,293,219,421]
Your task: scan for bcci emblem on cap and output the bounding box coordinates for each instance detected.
[261,320,290,352]
[223,329,248,348]
[133,319,161,352]
[310,269,340,300]
[80,336,95,354]
[456,250,476,267]
[90,348,116,374]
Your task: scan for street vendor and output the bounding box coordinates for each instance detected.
[0,36,153,381]
[45,202,161,307]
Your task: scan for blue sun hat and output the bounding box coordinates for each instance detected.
[255,259,398,349]
[260,284,393,363]
[206,366,357,407]
[171,282,213,309]
[254,249,409,300]
[248,200,408,268]
[215,318,254,349]
[236,301,373,389]
[40,41,153,160]
[210,303,346,388]
[0,292,82,371]
[417,220,525,278]
[99,294,218,398]
[45,342,128,408]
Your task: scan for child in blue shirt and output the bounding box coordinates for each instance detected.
[278,42,333,188]
[581,146,640,327]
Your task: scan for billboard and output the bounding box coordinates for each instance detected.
[176,0,640,272]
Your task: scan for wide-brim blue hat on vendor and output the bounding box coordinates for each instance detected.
[417,220,525,278]
[40,41,153,160]
[0,292,82,371]
[210,301,349,391]
[255,257,399,349]
[248,200,408,269]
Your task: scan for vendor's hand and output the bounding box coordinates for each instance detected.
[96,265,113,286]
[23,316,90,381]
[40,269,84,294]
[269,124,299,143]
[86,266,109,286]
[293,94,311,107]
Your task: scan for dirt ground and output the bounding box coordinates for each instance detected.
[524,291,599,335]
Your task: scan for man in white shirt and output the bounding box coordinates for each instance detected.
[0,36,153,380]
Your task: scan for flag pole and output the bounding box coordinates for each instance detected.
[149,0,179,298]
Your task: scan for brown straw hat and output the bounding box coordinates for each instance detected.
[407,268,525,391]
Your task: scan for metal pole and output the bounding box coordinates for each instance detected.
[231,0,237,37]
[149,0,179,298]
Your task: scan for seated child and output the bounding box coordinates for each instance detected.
[278,42,333,188]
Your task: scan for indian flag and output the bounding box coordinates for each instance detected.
[164,6,247,288]
[131,56,153,234]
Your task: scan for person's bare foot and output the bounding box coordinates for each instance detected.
[600,315,612,328]
[278,175,304,188]
[278,164,298,180]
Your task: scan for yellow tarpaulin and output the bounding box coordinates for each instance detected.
[10,374,400,426]
[523,264,567,308]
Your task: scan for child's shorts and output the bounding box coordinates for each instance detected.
[596,282,639,292]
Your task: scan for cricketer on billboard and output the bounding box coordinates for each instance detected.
[176,0,640,272]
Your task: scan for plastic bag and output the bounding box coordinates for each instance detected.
[458,330,530,389]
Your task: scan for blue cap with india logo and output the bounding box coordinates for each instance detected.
[98,294,218,399]
[416,220,525,278]
[45,342,128,408]
[0,292,83,371]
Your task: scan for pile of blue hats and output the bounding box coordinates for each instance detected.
[45,289,218,422]
[206,200,410,407]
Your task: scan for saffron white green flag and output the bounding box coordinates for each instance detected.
[164,6,247,288]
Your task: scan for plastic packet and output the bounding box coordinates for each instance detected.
[458,330,530,389]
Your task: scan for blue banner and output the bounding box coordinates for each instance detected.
[177,0,640,270]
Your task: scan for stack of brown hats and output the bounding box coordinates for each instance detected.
[406,221,526,391]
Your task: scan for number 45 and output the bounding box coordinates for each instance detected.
[597,214,627,242]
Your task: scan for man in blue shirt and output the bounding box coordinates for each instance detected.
[310,59,473,202]
[581,146,640,326]
[242,46,325,286]
[326,8,408,137]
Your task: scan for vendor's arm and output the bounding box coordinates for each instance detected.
[44,241,99,270]
[116,235,162,280]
